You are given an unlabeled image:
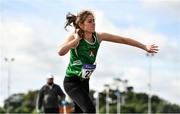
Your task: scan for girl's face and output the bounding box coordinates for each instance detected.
[82,15,95,33]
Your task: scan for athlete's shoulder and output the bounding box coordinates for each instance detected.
[96,32,116,42]
[94,32,103,43]
[96,32,109,37]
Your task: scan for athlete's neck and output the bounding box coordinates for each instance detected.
[84,32,93,40]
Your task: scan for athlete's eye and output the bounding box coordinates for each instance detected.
[88,19,95,23]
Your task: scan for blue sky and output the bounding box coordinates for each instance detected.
[0,0,180,107]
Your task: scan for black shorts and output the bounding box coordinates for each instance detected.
[63,76,95,113]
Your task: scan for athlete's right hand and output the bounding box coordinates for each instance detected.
[58,29,82,56]
[73,29,81,40]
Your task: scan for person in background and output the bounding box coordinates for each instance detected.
[36,74,66,114]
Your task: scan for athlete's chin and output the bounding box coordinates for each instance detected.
[87,29,95,33]
[91,29,95,32]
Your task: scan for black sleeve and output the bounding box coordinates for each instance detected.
[37,87,44,110]
[56,85,65,99]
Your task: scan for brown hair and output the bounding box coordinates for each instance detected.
[64,10,94,37]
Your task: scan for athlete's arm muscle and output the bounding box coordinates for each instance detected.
[58,33,80,56]
[97,32,158,53]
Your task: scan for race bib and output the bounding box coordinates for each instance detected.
[82,64,96,79]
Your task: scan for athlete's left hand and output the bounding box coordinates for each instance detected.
[145,44,159,53]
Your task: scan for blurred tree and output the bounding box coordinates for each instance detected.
[3,90,38,113]
[4,93,24,113]
[127,86,134,93]
[21,90,38,112]
[94,87,180,113]
[0,106,5,113]
[2,82,180,113]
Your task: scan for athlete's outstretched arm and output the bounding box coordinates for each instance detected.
[98,32,158,53]
[58,33,81,56]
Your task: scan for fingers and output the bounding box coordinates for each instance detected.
[74,29,84,39]
[73,33,79,39]
[75,29,80,33]
[73,29,82,40]
[151,44,158,48]
[148,44,159,53]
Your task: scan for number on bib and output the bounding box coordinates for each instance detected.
[82,64,96,79]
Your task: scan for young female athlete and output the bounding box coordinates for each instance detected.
[58,10,158,113]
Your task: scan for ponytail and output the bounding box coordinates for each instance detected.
[64,13,78,30]
[64,10,94,38]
